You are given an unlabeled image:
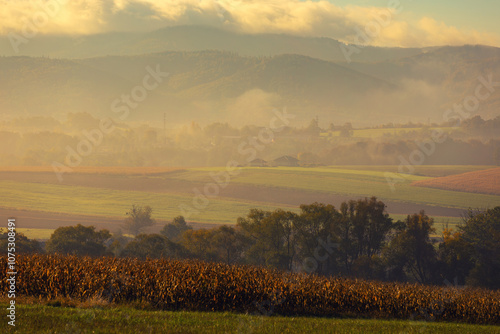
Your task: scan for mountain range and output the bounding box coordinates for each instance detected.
[1,26,499,126]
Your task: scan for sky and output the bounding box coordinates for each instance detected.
[1,0,499,48]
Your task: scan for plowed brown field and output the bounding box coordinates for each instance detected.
[412,167,500,195]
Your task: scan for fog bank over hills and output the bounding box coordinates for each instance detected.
[1,26,499,127]
[0,25,427,62]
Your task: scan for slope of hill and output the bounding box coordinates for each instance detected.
[0,52,395,124]
[411,167,500,195]
[0,25,426,62]
[345,45,500,120]
[1,42,500,125]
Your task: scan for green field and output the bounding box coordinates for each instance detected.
[13,228,54,240]
[1,303,499,334]
[0,180,285,225]
[178,166,500,210]
[0,165,497,232]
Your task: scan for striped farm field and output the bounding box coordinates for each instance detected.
[0,165,498,233]
[0,179,287,226]
[412,167,500,195]
[0,166,185,175]
[176,166,500,210]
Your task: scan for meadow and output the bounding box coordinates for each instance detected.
[0,179,283,225]
[178,166,499,210]
[1,303,499,333]
[0,165,497,238]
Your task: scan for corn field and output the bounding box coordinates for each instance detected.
[1,254,499,324]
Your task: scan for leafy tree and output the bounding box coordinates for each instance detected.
[181,229,217,262]
[338,197,393,277]
[120,234,187,260]
[459,207,500,289]
[238,209,298,270]
[160,216,192,242]
[294,203,340,274]
[384,212,438,284]
[45,224,111,256]
[211,226,251,265]
[0,230,43,254]
[437,227,474,286]
[106,230,133,257]
[123,205,155,236]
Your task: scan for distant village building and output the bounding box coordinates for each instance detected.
[248,158,268,167]
[272,155,299,167]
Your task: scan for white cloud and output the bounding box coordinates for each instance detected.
[0,0,498,47]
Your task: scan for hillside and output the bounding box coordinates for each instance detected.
[1,45,500,125]
[0,52,395,124]
[0,25,426,62]
[345,45,500,120]
[412,167,500,195]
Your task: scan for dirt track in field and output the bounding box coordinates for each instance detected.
[0,171,466,233]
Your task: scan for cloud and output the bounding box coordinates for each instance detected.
[0,0,499,47]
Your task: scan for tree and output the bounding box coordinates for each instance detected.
[0,230,43,254]
[121,234,187,260]
[384,212,438,284]
[160,216,192,242]
[212,226,251,265]
[459,207,500,289]
[339,123,353,138]
[437,227,474,286]
[123,205,155,236]
[306,118,321,135]
[45,224,111,256]
[294,203,340,275]
[338,197,393,277]
[238,209,298,270]
[182,229,217,262]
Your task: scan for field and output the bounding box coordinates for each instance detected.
[412,167,500,195]
[322,127,459,139]
[1,254,500,333]
[2,303,499,334]
[0,165,498,238]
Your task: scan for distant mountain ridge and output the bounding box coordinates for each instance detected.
[0,27,499,125]
[0,25,427,62]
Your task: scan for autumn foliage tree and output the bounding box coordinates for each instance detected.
[46,224,111,256]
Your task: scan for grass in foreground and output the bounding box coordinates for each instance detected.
[1,303,499,334]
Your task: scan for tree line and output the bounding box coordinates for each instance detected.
[2,199,499,290]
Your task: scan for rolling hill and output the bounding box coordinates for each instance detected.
[0,25,426,62]
[412,167,500,195]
